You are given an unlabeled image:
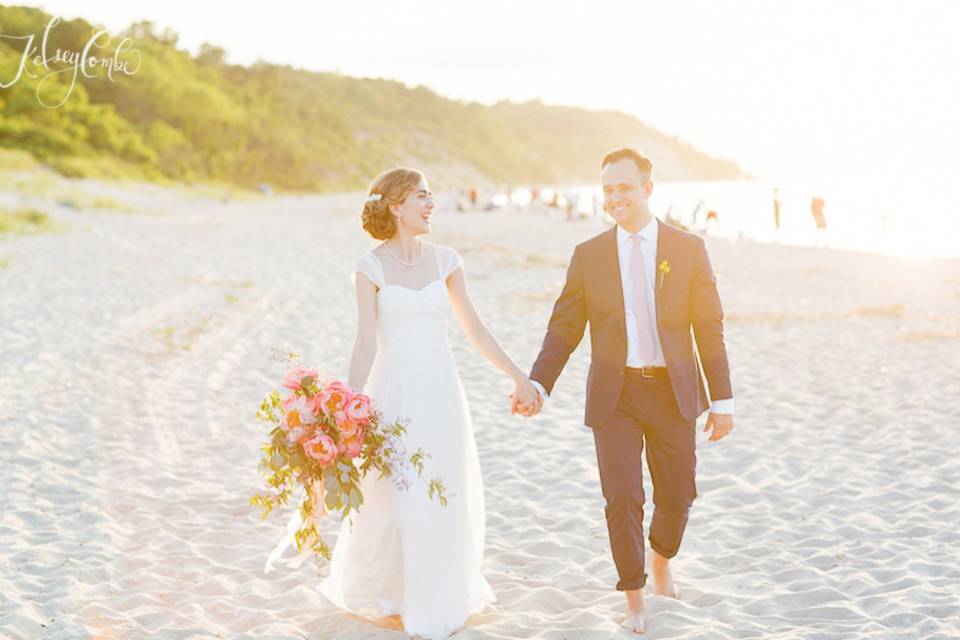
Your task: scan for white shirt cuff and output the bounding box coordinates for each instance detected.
[530,380,548,405]
[710,398,735,415]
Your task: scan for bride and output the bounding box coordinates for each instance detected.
[317,167,541,638]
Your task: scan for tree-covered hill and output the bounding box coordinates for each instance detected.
[0,6,742,191]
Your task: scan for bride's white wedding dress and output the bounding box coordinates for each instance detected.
[317,243,495,639]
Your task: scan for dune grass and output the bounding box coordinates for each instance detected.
[0,169,56,196]
[44,156,163,183]
[0,208,58,235]
[0,149,40,171]
[54,192,136,213]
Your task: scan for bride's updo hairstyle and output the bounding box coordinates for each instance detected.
[361,167,425,240]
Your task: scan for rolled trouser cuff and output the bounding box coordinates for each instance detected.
[616,571,648,591]
[649,509,690,559]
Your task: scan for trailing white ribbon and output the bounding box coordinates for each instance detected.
[264,492,305,574]
[263,482,327,574]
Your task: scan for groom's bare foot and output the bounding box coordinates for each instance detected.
[622,589,647,634]
[651,549,680,598]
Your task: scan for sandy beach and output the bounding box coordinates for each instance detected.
[1,170,959,639]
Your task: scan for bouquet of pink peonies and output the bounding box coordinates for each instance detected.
[251,358,447,563]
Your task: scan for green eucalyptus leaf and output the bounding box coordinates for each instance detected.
[325,489,339,512]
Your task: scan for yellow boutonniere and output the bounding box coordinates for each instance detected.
[657,260,671,290]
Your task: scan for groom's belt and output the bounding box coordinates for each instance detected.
[625,366,668,379]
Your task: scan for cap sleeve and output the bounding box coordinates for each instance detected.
[440,246,464,279]
[354,253,385,288]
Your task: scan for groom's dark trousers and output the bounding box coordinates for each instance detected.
[594,366,696,590]
[530,220,731,591]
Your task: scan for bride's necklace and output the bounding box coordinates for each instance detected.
[382,240,423,267]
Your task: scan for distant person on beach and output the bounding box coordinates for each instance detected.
[705,209,719,235]
[773,187,782,241]
[469,187,478,208]
[811,197,827,247]
[566,192,578,222]
[519,147,735,634]
[690,200,705,229]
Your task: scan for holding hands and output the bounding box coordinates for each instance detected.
[510,376,542,417]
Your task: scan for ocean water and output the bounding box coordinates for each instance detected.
[502,181,959,259]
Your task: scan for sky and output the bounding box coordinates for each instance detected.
[16,0,960,250]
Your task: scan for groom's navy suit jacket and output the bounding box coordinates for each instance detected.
[530,220,732,428]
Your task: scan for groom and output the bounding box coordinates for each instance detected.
[514,147,735,633]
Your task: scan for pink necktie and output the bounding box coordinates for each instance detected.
[630,234,656,361]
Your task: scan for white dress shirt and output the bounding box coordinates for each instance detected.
[530,218,735,415]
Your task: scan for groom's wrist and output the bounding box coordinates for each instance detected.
[710,398,735,415]
[530,380,548,404]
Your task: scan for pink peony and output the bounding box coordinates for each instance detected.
[282,365,319,391]
[338,433,364,459]
[303,433,338,467]
[337,418,361,438]
[282,395,316,426]
[315,380,353,416]
[344,393,372,424]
